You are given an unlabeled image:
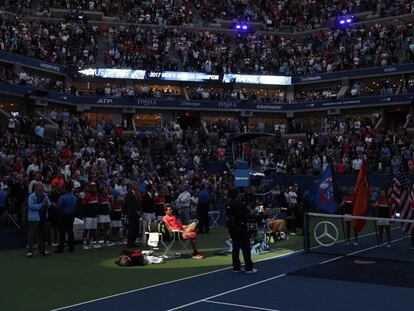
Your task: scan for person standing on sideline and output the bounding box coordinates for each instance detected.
[0,186,8,226]
[374,190,392,248]
[225,189,257,273]
[197,185,210,233]
[141,184,155,222]
[141,184,155,243]
[341,187,358,246]
[27,182,51,257]
[56,183,77,253]
[125,182,142,248]
[48,182,63,247]
[97,186,112,246]
[82,183,100,249]
[287,186,298,235]
[177,185,191,225]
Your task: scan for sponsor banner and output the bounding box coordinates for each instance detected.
[80,68,146,79]
[0,51,65,74]
[235,169,251,188]
[223,74,292,85]
[0,82,412,112]
[1,52,414,84]
[293,63,414,84]
[155,71,220,82]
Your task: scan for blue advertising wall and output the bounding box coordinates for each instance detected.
[262,174,414,195]
[0,51,65,74]
[293,63,414,84]
[1,51,413,84]
[1,81,413,113]
[235,169,251,188]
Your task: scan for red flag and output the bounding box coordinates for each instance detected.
[352,161,370,232]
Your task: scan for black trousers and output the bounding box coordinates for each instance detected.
[197,203,210,233]
[229,223,253,271]
[58,214,75,251]
[127,218,139,247]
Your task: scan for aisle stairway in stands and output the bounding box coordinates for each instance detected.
[96,34,107,66]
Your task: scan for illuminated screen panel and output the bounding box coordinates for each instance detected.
[223,74,292,85]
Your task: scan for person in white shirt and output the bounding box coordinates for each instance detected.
[8,117,16,133]
[288,188,298,205]
[28,172,42,194]
[193,155,200,167]
[352,157,363,172]
[27,158,40,177]
[177,186,191,225]
[287,187,298,235]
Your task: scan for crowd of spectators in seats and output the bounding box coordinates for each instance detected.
[190,86,287,103]
[0,9,412,74]
[102,19,412,75]
[0,113,239,236]
[1,110,413,242]
[207,114,414,179]
[0,12,98,67]
[6,66,414,108]
[294,87,339,102]
[16,0,414,30]
[246,116,414,177]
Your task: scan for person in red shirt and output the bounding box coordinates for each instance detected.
[162,205,203,259]
[374,190,392,247]
[97,186,112,246]
[336,159,346,175]
[83,183,100,249]
[114,126,123,138]
[110,195,123,243]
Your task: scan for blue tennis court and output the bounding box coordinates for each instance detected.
[52,233,414,311]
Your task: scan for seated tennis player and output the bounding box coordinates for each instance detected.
[162,205,204,259]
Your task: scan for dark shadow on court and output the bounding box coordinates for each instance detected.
[289,255,414,288]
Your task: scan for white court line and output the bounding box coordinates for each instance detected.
[165,274,287,311]
[318,236,405,265]
[165,234,406,311]
[51,250,301,311]
[204,300,281,311]
[52,227,398,310]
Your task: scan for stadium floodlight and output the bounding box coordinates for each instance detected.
[234,22,249,32]
[337,16,354,27]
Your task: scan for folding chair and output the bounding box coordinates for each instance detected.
[145,222,190,258]
[208,211,220,228]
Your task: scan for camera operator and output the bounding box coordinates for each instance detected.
[226,188,257,273]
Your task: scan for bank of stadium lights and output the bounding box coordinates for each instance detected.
[337,16,354,27]
[234,22,249,32]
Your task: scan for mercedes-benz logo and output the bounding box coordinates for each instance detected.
[314,221,339,247]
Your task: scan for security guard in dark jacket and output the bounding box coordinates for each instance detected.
[226,189,256,273]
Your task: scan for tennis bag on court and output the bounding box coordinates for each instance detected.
[146,220,169,238]
[115,250,145,267]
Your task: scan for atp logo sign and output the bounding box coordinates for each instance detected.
[319,176,334,204]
